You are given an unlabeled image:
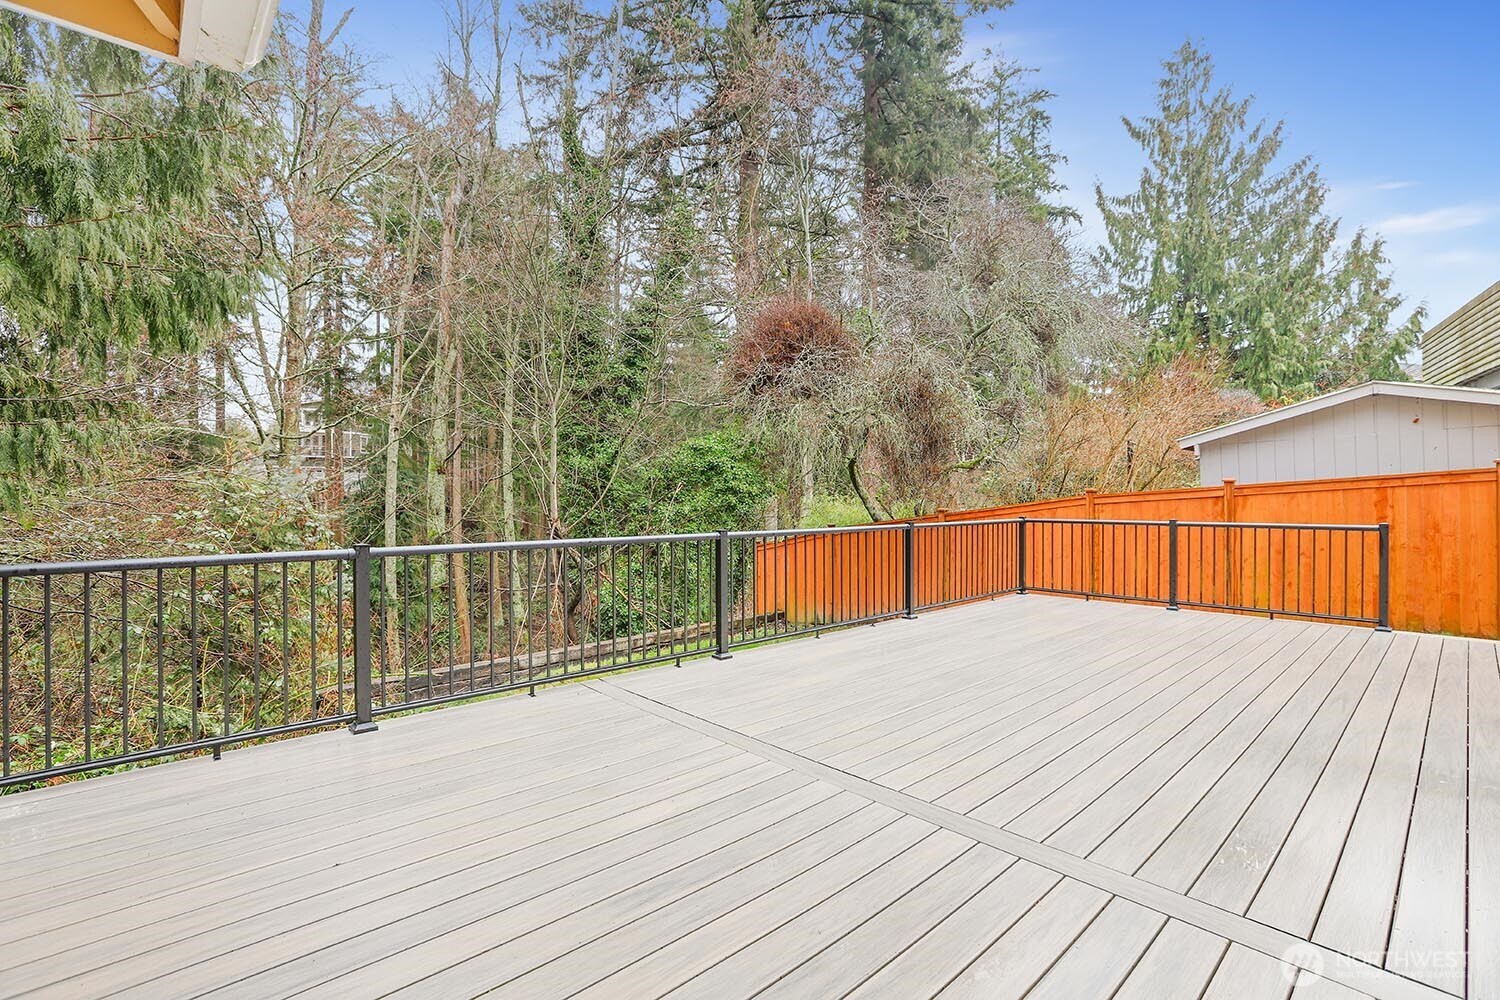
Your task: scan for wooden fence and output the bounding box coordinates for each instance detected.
[754,465,1500,638]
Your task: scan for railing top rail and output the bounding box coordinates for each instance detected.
[370,532,717,558]
[0,518,1391,578]
[728,524,908,540]
[1172,520,1384,531]
[1023,517,1170,526]
[1021,517,1384,531]
[0,548,358,579]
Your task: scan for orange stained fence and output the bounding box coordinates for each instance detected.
[753,465,1500,638]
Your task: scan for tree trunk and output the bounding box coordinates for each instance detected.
[730,0,769,322]
[280,290,305,472]
[382,309,404,669]
[501,328,521,650]
[278,0,326,474]
[846,430,889,522]
[860,18,881,309]
[213,339,227,435]
[427,183,463,542]
[449,356,472,661]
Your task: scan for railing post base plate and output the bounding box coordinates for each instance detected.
[348,721,379,735]
[712,652,733,661]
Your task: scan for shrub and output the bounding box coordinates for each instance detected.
[726,297,859,400]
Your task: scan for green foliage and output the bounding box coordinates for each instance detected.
[976,60,1075,224]
[1096,41,1422,400]
[563,194,698,537]
[642,430,773,533]
[801,492,872,528]
[0,14,258,506]
[854,0,986,250]
[340,443,429,546]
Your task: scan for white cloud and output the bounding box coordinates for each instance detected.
[1428,249,1500,267]
[1376,203,1494,236]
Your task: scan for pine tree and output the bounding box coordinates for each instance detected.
[853,0,986,253]
[0,14,256,504]
[1096,41,1421,400]
[977,59,1075,223]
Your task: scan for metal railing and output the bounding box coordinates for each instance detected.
[0,517,1389,790]
[1015,518,1389,626]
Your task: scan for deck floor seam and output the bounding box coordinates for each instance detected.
[592,678,1452,1000]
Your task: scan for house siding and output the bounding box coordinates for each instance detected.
[1423,280,1500,386]
[1197,394,1500,484]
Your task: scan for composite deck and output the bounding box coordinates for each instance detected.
[0,596,1495,999]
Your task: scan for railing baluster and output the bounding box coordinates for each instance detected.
[83,571,92,762]
[2,577,9,777]
[1167,520,1179,611]
[903,522,917,619]
[120,570,129,756]
[281,562,291,724]
[43,575,53,769]
[1378,523,1392,631]
[714,529,731,660]
[351,544,376,733]
[222,564,231,741]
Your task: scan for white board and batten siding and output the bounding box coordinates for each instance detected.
[1181,381,1500,486]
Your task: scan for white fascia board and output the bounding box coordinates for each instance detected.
[177,0,279,71]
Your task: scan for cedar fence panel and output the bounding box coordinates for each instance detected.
[754,465,1500,637]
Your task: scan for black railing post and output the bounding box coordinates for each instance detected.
[713,529,733,660]
[1377,522,1392,631]
[902,522,917,619]
[1016,517,1028,594]
[1167,519,1179,610]
[349,544,378,733]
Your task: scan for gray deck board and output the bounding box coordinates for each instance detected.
[1203,944,1297,1000]
[1471,640,1500,1000]
[1313,634,1440,962]
[1111,920,1230,1000]
[1246,633,1416,935]
[1385,637,1469,995]
[0,595,1488,1000]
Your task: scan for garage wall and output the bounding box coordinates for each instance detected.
[1198,395,1500,485]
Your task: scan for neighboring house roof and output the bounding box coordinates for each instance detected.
[1178,380,1500,449]
[1422,279,1500,386]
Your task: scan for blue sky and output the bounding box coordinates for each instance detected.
[295,0,1500,335]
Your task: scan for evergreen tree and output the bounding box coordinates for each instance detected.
[0,14,256,504]
[853,0,987,252]
[1096,41,1421,400]
[977,59,1075,223]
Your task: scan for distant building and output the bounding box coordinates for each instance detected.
[1179,380,1500,485]
[296,403,370,488]
[1422,280,1500,387]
